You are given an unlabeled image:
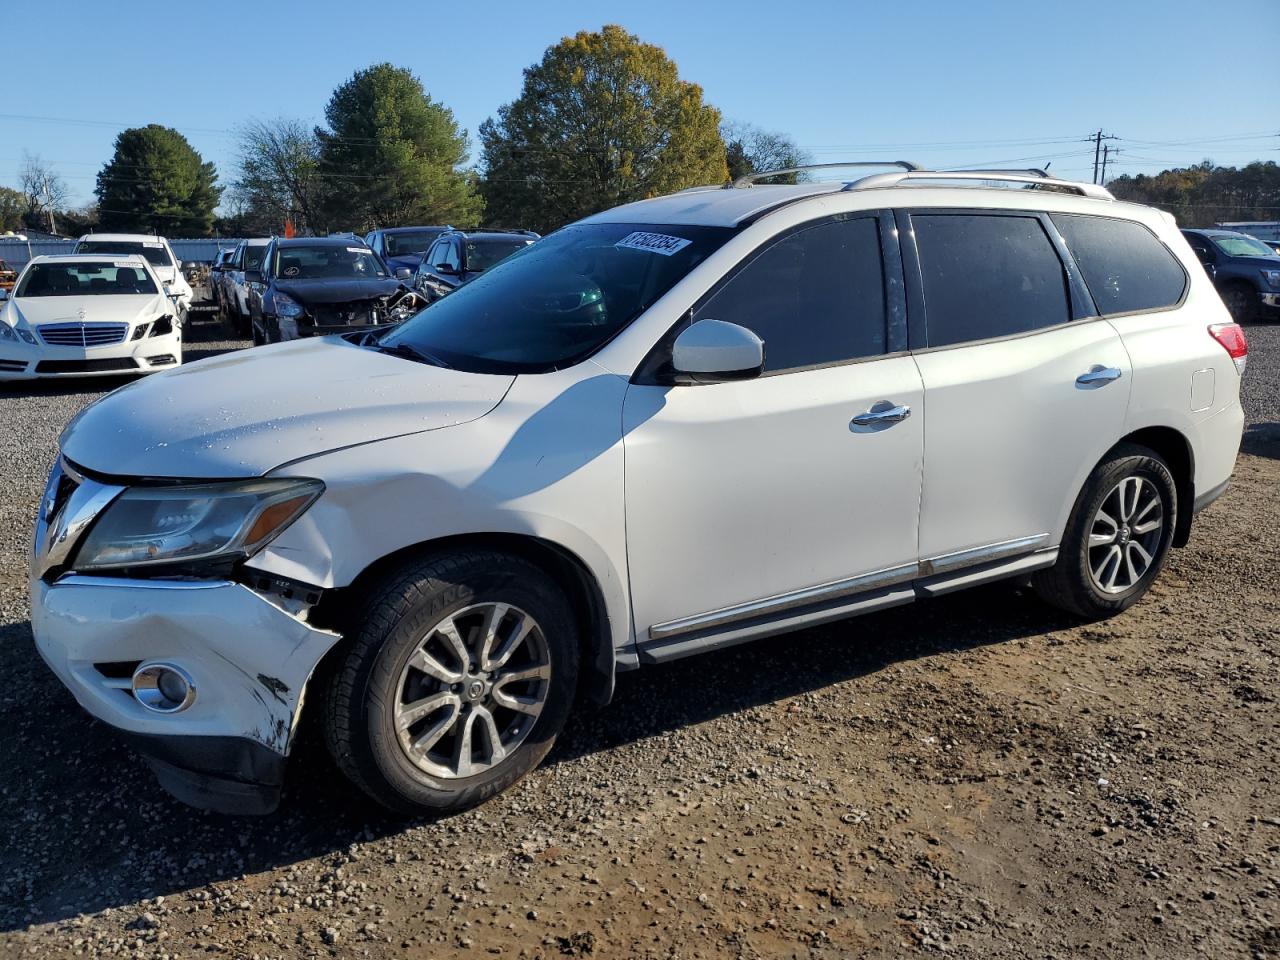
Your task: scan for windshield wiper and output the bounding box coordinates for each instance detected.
[373,340,452,369]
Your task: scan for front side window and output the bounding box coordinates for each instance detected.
[76,240,173,269]
[693,217,887,373]
[16,262,159,297]
[1054,214,1186,316]
[242,245,268,271]
[272,245,387,280]
[913,213,1070,347]
[438,241,462,272]
[378,222,733,373]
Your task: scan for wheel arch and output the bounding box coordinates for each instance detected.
[310,532,617,708]
[1111,425,1195,547]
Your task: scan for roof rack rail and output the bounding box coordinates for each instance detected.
[727,160,923,189]
[843,170,1114,200]
[942,167,1052,178]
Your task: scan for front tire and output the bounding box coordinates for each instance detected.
[1033,443,1177,619]
[1221,281,1257,322]
[323,551,578,815]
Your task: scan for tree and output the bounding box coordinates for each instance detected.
[479,25,728,232]
[1108,160,1280,227]
[95,125,221,235]
[20,153,70,233]
[0,186,24,233]
[231,118,322,235]
[316,64,483,232]
[722,122,810,184]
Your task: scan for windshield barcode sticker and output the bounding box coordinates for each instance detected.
[142,241,163,248]
[615,232,691,256]
[346,247,367,254]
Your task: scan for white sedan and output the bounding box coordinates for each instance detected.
[0,254,183,381]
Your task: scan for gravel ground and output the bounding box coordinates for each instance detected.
[1,318,1278,959]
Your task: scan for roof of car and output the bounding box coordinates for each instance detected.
[28,253,149,265]
[375,225,449,234]
[444,229,538,240]
[274,236,373,248]
[583,174,1127,228]
[77,233,171,243]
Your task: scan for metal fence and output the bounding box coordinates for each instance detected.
[0,238,248,269]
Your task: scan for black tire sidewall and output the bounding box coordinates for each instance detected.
[1066,451,1177,615]
[352,558,577,813]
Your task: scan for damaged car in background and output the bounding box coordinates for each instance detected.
[245,236,426,344]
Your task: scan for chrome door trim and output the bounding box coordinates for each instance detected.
[1076,365,1123,386]
[918,533,1050,577]
[647,562,919,641]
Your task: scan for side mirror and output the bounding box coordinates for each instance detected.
[244,269,264,284]
[671,319,764,382]
[434,263,457,276]
[395,266,412,280]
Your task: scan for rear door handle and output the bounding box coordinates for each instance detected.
[851,403,911,428]
[1076,365,1123,386]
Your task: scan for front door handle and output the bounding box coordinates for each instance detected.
[851,403,911,428]
[1076,365,1123,386]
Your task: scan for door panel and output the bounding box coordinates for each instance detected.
[913,320,1131,561]
[623,357,925,639]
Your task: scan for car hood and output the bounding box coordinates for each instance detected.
[60,337,515,479]
[274,277,407,305]
[384,254,422,272]
[10,294,167,328]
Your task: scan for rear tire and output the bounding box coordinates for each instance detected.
[1033,443,1177,620]
[1221,281,1257,322]
[322,551,578,815]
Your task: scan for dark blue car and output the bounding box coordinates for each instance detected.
[364,226,452,277]
[1182,228,1280,321]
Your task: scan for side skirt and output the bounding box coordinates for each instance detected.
[637,545,1058,666]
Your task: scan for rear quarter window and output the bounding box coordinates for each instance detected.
[1052,214,1186,316]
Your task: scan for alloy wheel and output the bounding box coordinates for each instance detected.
[393,603,551,779]
[1088,476,1164,594]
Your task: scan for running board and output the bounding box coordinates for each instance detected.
[638,542,1057,665]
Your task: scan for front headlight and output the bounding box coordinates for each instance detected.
[73,477,323,571]
[1261,269,1280,289]
[0,321,14,342]
[273,293,305,318]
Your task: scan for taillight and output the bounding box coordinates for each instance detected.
[1208,322,1248,375]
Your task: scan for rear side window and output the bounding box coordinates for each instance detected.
[1053,215,1186,316]
[913,213,1071,347]
[694,217,887,373]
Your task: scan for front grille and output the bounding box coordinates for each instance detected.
[35,358,139,374]
[0,359,26,372]
[38,322,129,347]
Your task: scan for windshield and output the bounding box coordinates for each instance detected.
[273,244,388,280]
[378,222,734,373]
[76,240,173,269]
[16,261,159,297]
[467,238,532,272]
[1212,235,1278,258]
[385,230,445,257]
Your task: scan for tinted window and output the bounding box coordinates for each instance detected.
[693,217,886,372]
[243,245,267,271]
[1055,215,1187,315]
[379,222,733,374]
[914,214,1070,347]
[16,262,158,297]
[466,238,531,272]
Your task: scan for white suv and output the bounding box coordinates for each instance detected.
[73,233,193,318]
[31,165,1246,816]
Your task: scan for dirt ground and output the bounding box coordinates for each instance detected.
[1,319,1277,960]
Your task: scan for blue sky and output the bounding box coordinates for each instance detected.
[3,0,1277,208]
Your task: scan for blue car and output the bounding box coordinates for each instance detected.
[364,226,452,277]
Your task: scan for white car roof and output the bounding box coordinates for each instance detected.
[27,253,150,266]
[582,170,1150,229]
[241,238,272,247]
[77,233,173,244]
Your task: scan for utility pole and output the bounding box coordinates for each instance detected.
[1100,144,1118,185]
[1086,130,1120,184]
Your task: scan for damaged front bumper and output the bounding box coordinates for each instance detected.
[31,575,340,814]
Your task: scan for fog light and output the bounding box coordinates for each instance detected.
[131,662,197,713]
